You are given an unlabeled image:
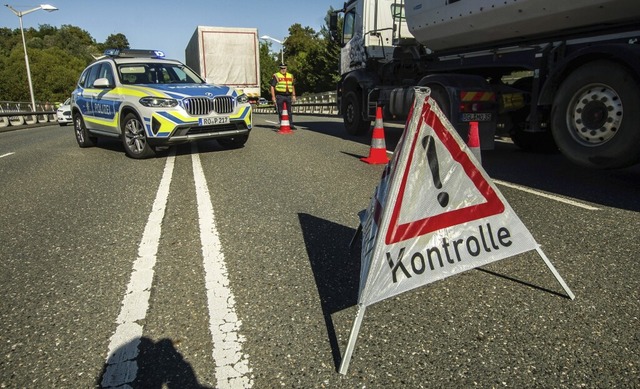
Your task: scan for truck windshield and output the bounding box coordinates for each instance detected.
[119,63,205,85]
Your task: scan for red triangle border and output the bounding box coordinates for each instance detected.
[384,100,505,245]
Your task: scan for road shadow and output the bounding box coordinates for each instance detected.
[81,138,244,159]
[298,213,361,371]
[96,337,212,389]
[482,140,640,211]
[295,117,407,149]
[475,267,568,299]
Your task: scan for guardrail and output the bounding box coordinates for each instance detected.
[253,102,338,115]
[0,101,57,128]
[253,91,339,116]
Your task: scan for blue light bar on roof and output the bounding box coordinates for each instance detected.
[103,49,121,57]
[103,49,166,58]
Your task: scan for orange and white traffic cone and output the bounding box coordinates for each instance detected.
[467,121,482,164]
[361,106,389,164]
[277,102,292,134]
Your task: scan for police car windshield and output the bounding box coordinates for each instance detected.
[118,63,204,85]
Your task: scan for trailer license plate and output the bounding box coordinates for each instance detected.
[199,116,229,125]
[460,113,492,122]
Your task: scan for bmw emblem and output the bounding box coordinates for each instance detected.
[205,92,214,98]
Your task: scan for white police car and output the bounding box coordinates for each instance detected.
[71,49,252,158]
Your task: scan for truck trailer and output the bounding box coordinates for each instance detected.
[330,0,640,168]
[185,26,261,104]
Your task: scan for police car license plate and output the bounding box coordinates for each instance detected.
[199,116,229,125]
[460,113,492,122]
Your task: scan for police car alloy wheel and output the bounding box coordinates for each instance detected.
[122,113,155,159]
[73,113,96,148]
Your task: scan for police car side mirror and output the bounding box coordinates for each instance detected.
[93,78,113,89]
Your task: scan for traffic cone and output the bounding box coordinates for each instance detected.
[361,106,389,164]
[277,102,292,134]
[467,121,482,164]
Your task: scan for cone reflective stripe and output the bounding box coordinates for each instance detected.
[361,106,389,164]
[467,121,481,164]
[278,102,292,134]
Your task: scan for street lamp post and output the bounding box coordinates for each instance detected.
[260,35,287,64]
[5,4,59,112]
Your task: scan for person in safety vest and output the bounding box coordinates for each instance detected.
[270,63,296,129]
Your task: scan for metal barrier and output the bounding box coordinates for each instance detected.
[253,91,339,116]
[0,101,57,128]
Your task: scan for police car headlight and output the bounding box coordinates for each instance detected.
[139,97,178,108]
[236,94,249,104]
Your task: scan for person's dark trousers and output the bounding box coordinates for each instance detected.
[275,94,293,126]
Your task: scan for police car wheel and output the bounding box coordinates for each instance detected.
[73,113,96,148]
[121,113,156,159]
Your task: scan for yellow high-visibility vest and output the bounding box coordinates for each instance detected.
[274,72,294,94]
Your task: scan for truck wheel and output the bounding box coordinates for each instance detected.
[343,91,371,136]
[121,113,156,159]
[551,60,640,168]
[73,113,96,148]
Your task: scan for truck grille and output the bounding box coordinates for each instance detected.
[181,96,235,116]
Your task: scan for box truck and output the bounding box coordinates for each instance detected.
[186,26,261,104]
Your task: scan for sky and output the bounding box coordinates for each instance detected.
[1,0,344,61]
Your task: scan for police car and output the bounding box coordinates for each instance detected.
[71,49,252,158]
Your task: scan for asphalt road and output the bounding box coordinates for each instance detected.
[0,114,638,388]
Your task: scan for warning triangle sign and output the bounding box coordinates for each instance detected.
[341,89,574,374]
[357,89,540,307]
[386,99,505,244]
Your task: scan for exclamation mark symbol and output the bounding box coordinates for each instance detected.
[422,135,449,207]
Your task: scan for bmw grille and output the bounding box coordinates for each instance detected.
[181,96,235,116]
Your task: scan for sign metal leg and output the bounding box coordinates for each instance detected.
[339,304,366,375]
[536,247,575,300]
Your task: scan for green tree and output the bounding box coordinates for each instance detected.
[0,27,22,60]
[53,25,98,62]
[97,33,130,52]
[30,47,88,102]
[259,41,279,98]
[283,24,323,94]
[0,24,101,103]
[0,48,29,102]
[278,7,341,96]
[319,7,342,90]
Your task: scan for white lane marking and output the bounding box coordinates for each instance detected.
[493,179,600,211]
[265,120,278,125]
[191,145,253,388]
[0,152,15,159]
[101,150,176,388]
